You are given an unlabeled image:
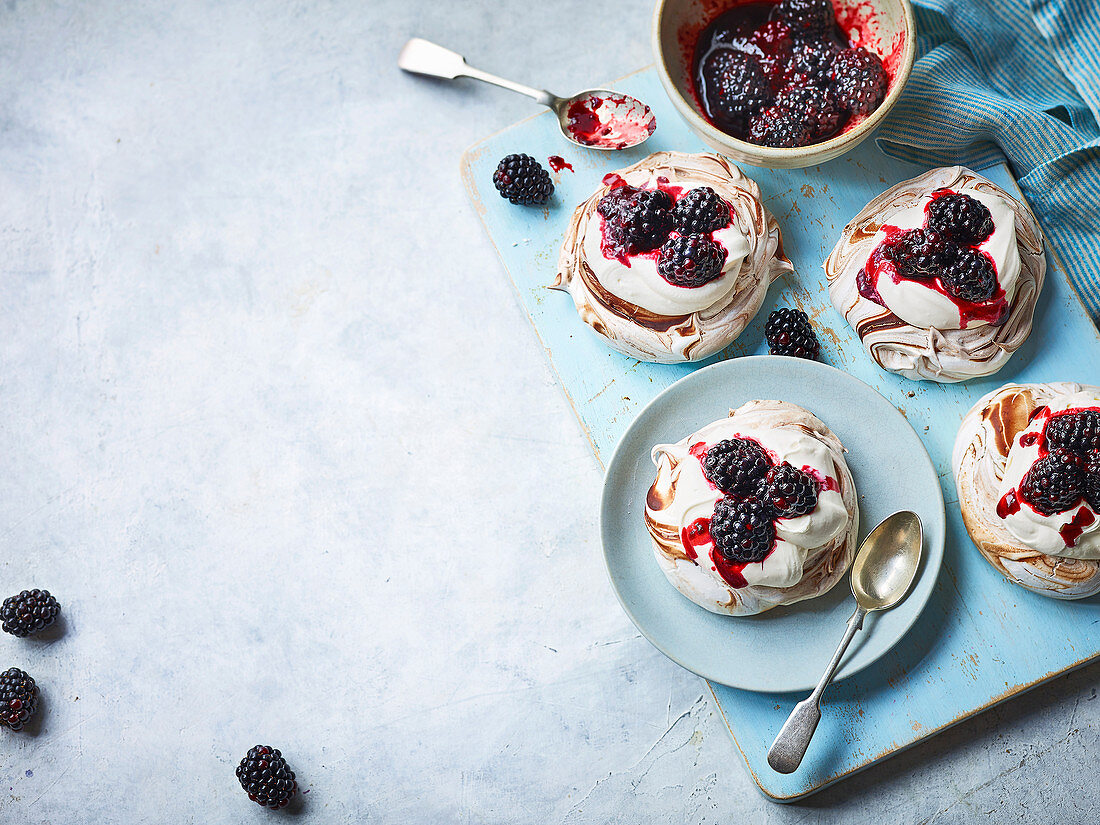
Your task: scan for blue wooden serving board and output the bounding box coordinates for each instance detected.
[461,67,1100,800]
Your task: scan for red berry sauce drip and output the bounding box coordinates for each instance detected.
[710,547,749,589]
[547,155,573,173]
[801,465,839,493]
[1060,507,1096,548]
[602,172,628,189]
[1019,432,1041,447]
[997,489,1021,519]
[861,206,1008,329]
[565,94,657,150]
[1029,405,1049,423]
[680,517,712,561]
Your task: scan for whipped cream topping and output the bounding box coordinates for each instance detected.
[650,416,848,591]
[997,390,1100,559]
[867,189,1022,331]
[581,182,751,317]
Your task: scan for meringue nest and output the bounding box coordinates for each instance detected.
[825,166,1045,383]
[953,382,1100,599]
[554,151,791,363]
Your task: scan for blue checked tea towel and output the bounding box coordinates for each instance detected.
[875,0,1100,318]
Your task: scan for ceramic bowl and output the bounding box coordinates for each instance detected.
[651,0,917,169]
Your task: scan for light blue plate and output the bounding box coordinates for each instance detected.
[601,355,945,693]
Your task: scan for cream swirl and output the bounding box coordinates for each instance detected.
[579,180,752,317]
[997,389,1100,559]
[555,152,791,364]
[645,400,858,616]
[826,166,1045,383]
[870,189,1022,330]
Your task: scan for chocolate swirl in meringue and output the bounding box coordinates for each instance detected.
[826,167,1046,383]
[646,400,859,616]
[554,151,791,363]
[953,382,1100,599]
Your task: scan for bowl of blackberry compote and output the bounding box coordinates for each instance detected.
[653,0,915,167]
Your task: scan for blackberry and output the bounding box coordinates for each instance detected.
[705,51,772,133]
[492,153,553,206]
[0,668,39,731]
[773,0,835,37]
[1045,410,1100,454]
[748,105,811,147]
[829,47,888,116]
[600,188,674,255]
[710,497,777,564]
[785,38,843,85]
[926,192,995,246]
[237,745,299,809]
[750,20,795,81]
[1084,450,1100,512]
[773,83,842,140]
[758,462,819,518]
[764,308,820,359]
[881,229,952,279]
[1019,448,1083,516]
[751,19,795,57]
[672,187,730,234]
[1,590,60,638]
[597,185,639,220]
[703,438,773,497]
[657,235,726,287]
[941,246,997,303]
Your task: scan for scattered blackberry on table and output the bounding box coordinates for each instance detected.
[1,589,60,638]
[1019,448,1084,516]
[749,105,811,148]
[492,153,553,206]
[829,47,888,116]
[705,51,772,133]
[926,192,994,246]
[0,667,39,732]
[941,246,997,302]
[704,438,773,497]
[1045,410,1100,454]
[657,235,726,287]
[237,745,299,809]
[757,462,819,518]
[710,496,777,564]
[773,0,834,38]
[1083,450,1100,512]
[773,83,842,139]
[764,308,820,359]
[881,229,952,279]
[672,187,730,234]
[599,188,674,254]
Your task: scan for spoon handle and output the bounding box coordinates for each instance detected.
[767,606,867,774]
[398,39,556,107]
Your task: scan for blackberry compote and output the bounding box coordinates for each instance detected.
[692,0,891,148]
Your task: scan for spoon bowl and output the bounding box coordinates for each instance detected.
[852,510,923,611]
[552,89,657,150]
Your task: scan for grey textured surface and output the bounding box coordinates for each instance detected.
[0,0,1097,821]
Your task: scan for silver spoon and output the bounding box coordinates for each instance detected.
[397,38,656,151]
[767,510,924,774]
